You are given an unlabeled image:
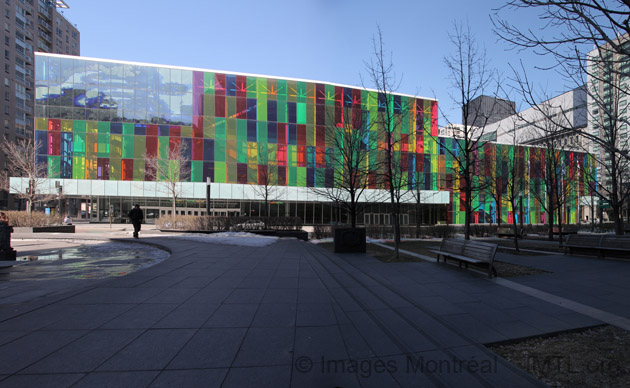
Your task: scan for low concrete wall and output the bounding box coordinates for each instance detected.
[14,225,75,233]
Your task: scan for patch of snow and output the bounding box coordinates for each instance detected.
[168,232,278,247]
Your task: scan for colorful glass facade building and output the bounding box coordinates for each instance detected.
[20,53,594,224]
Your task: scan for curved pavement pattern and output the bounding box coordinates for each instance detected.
[0,235,616,387]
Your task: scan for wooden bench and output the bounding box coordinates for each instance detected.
[565,234,630,258]
[497,226,525,238]
[430,238,498,278]
[552,225,579,235]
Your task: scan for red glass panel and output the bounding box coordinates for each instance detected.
[215,73,226,95]
[297,146,306,167]
[236,75,247,97]
[277,123,287,145]
[97,158,110,180]
[335,86,343,106]
[297,125,306,145]
[146,136,158,158]
[48,132,60,155]
[193,116,203,138]
[170,126,181,137]
[236,97,247,119]
[146,124,158,137]
[215,95,226,118]
[49,119,60,131]
[122,159,133,181]
[278,145,287,166]
[169,137,181,155]
[192,138,203,161]
[278,166,286,186]
[316,147,325,169]
[316,126,325,147]
[257,164,268,185]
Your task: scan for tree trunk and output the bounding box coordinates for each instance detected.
[512,199,520,252]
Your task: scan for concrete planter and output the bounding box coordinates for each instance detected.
[334,227,366,253]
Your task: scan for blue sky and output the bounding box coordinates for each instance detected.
[59,0,570,124]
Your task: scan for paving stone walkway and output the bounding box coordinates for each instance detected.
[0,235,620,387]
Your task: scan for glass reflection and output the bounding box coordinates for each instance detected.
[36,59,194,126]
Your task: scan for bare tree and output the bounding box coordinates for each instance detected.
[0,138,53,213]
[494,1,630,234]
[436,22,500,239]
[364,26,408,257]
[144,141,191,215]
[252,165,277,218]
[311,107,375,228]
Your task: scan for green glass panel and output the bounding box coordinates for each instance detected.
[225,140,236,164]
[203,94,215,117]
[215,118,226,140]
[122,135,135,159]
[97,134,110,157]
[133,135,145,158]
[306,103,314,125]
[267,144,276,165]
[109,159,121,180]
[258,142,268,164]
[72,156,84,179]
[287,80,296,102]
[325,84,335,106]
[191,160,203,182]
[158,136,169,159]
[297,167,306,187]
[214,140,226,162]
[86,121,98,133]
[204,72,214,94]
[123,123,134,135]
[133,160,144,181]
[257,99,267,122]
[306,125,315,146]
[85,133,97,158]
[276,79,287,101]
[237,141,247,164]
[227,96,236,118]
[289,166,297,186]
[214,161,226,183]
[256,77,266,99]
[203,117,215,138]
[277,102,287,123]
[35,118,48,131]
[247,76,257,98]
[227,162,237,183]
[227,118,237,141]
[247,142,257,165]
[73,120,85,133]
[98,121,110,134]
[110,135,122,159]
[296,81,307,102]
[60,119,73,132]
[85,158,97,180]
[288,145,296,167]
[48,156,60,178]
[247,164,257,184]
[257,122,267,143]
[297,103,306,124]
[73,133,85,156]
[181,126,192,138]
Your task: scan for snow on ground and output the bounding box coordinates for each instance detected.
[167,232,278,247]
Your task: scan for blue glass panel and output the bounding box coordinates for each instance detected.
[288,124,297,145]
[287,102,296,123]
[203,139,214,161]
[134,124,146,136]
[246,98,257,120]
[226,75,236,96]
[247,120,257,142]
[111,123,123,135]
[267,100,277,122]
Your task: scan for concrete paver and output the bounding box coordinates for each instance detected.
[0,228,627,386]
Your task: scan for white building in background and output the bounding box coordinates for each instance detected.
[484,87,587,150]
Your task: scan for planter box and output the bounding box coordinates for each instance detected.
[334,228,366,253]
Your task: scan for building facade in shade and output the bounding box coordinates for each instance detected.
[18,53,594,225]
[0,0,80,209]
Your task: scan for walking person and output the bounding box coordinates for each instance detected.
[128,204,144,239]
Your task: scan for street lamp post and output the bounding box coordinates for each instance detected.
[206,177,212,216]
